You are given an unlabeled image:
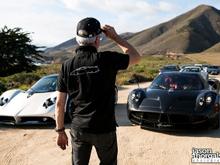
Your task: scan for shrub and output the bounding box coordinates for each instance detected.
[0,81,6,94]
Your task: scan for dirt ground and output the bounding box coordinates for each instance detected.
[0,76,220,165]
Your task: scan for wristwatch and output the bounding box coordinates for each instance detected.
[55,127,65,133]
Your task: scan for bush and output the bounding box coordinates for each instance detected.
[116,55,194,85]
[10,72,40,84]
[0,26,43,76]
[3,72,40,90]
[132,65,145,73]
[0,81,6,95]
[0,64,61,93]
[131,74,149,82]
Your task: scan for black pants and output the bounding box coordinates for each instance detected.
[70,129,118,165]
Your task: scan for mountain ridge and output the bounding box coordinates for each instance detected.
[43,4,220,63]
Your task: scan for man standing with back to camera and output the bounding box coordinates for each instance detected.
[55,17,141,165]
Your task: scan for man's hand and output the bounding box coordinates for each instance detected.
[56,132,68,150]
[101,25,119,41]
[101,24,141,65]
[55,91,67,150]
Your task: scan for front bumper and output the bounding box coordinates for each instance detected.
[0,114,55,125]
[128,110,218,131]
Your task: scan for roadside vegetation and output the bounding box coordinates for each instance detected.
[187,53,220,65]
[0,25,45,94]
[0,64,60,94]
[116,55,194,85]
[0,26,43,77]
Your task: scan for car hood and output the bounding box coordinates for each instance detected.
[0,92,55,116]
[139,89,205,113]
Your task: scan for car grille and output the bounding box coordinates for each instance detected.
[143,112,160,122]
[130,112,194,125]
[20,117,54,123]
[0,116,16,123]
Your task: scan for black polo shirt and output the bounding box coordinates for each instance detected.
[57,46,129,133]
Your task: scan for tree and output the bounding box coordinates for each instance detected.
[0,26,43,76]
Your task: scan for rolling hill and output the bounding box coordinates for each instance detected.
[204,42,220,53]
[134,4,220,55]
[43,4,220,63]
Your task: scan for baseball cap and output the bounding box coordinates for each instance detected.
[76,17,102,38]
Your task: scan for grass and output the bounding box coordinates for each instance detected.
[0,64,61,94]
[186,53,220,65]
[0,55,198,94]
[116,55,194,85]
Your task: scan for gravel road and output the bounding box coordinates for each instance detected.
[0,76,220,165]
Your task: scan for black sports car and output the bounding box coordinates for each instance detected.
[127,72,220,130]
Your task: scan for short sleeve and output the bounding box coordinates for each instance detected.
[102,51,129,71]
[56,64,68,93]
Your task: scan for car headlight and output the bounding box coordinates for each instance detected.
[206,96,212,104]
[128,89,146,110]
[198,97,205,106]
[43,97,57,108]
[198,93,214,109]
[131,92,142,102]
[0,97,8,106]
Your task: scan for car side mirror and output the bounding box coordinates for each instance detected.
[128,74,141,88]
[128,78,138,84]
[208,79,220,93]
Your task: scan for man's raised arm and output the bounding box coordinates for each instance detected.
[102,25,141,65]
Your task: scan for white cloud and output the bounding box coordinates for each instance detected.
[59,0,83,12]
[0,0,79,46]
[60,0,157,14]
[59,0,177,33]
[0,0,178,47]
[158,1,175,12]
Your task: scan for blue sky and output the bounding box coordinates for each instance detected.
[1,0,220,47]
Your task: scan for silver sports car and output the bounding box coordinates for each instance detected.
[0,74,118,125]
[0,74,62,124]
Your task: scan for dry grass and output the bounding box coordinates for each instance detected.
[116,55,194,85]
[0,64,61,93]
[186,53,220,65]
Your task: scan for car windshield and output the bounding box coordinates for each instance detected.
[28,76,57,93]
[150,74,204,90]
